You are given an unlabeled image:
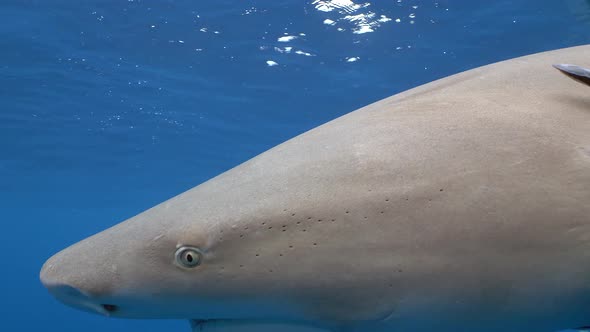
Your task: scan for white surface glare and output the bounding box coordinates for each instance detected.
[312,0,393,34]
[278,35,298,42]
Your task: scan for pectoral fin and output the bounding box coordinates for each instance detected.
[189,320,332,332]
[558,326,590,332]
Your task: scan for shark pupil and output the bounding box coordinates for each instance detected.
[175,246,202,268]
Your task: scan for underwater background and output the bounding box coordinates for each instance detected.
[2,0,590,331]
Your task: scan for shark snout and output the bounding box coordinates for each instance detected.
[40,248,119,316]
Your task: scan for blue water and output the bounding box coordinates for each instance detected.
[2,1,589,331]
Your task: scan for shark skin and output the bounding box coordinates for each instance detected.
[41,44,590,332]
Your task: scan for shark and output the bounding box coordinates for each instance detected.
[40,44,590,332]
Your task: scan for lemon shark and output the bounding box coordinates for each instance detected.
[40,44,590,332]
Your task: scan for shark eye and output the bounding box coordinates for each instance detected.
[175,246,202,268]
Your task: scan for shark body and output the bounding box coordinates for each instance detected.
[41,45,590,332]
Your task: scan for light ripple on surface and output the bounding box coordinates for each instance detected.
[311,0,394,34]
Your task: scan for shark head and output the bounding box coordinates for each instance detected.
[39,152,363,326]
[39,177,316,321]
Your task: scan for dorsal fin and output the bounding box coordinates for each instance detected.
[553,64,590,87]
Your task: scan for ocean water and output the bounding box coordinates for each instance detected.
[2,1,590,331]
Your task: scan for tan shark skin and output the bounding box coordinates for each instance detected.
[41,45,590,332]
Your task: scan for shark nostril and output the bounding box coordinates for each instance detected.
[102,304,118,313]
